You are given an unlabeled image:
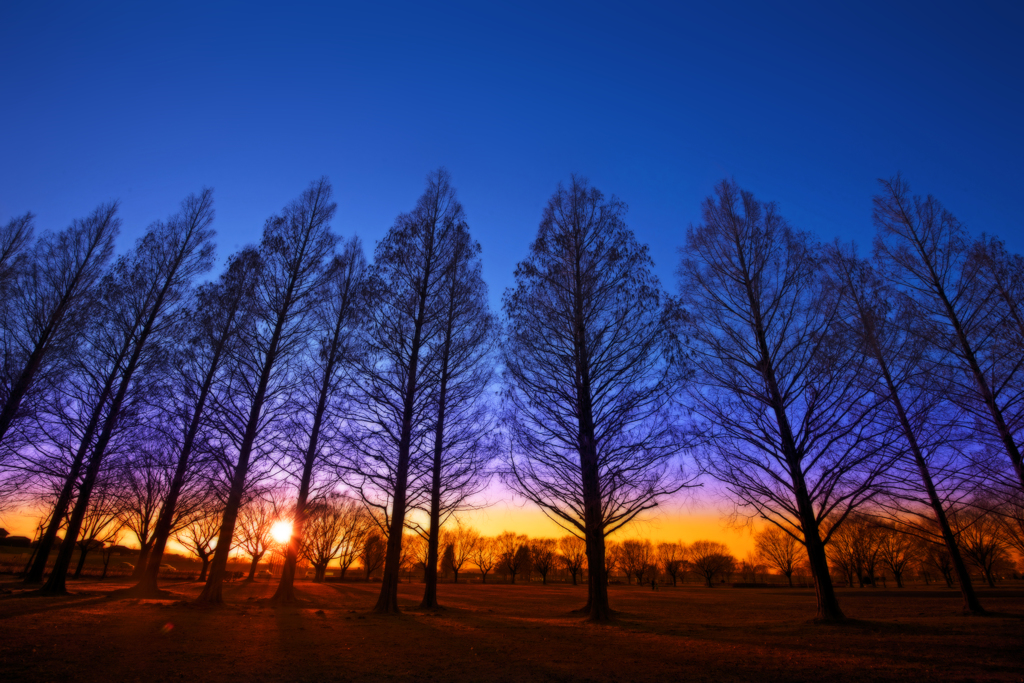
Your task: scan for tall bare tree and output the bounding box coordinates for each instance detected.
[826,242,984,612]
[31,190,215,593]
[873,175,1024,492]
[197,178,336,604]
[503,176,690,621]
[344,169,465,613]
[272,237,366,603]
[0,205,117,459]
[679,180,889,621]
[128,248,260,596]
[417,221,495,609]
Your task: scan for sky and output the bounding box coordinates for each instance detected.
[2,0,1022,550]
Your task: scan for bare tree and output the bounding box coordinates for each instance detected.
[32,189,215,593]
[333,501,372,581]
[825,242,984,612]
[361,531,386,581]
[921,541,955,587]
[73,472,124,578]
[559,535,587,585]
[679,180,889,621]
[344,169,465,613]
[604,540,622,581]
[686,540,736,587]
[873,175,1024,492]
[116,441,172,582]
[825,514,882,587]
[300,493,366,582]
[876,523,920,588]
[198,178,336,604]
[754,526,801,587]
[620,539,656,585]
[235,490,282,581]
[995,489,1024,560]
[503,176,690,621]
[0,205,117,456]
[272,237,367,603]
[129,248,260,596]
[175,504,221,581]
[416,217,495,609]
[0,212,34,290]
[952,507,1011,588]
[446,523,479,584]
[657,541,685,587]
[471,536,497,583]
[530,538,557,585]
[496,531,529,584]
[739,553,765,583]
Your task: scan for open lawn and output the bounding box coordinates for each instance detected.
[1,578,1022,682]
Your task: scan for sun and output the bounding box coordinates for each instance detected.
[270,520,293,545]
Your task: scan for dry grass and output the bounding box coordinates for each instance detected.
[1,577,1022,682]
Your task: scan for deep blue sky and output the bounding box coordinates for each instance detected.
[2,0,1022,308]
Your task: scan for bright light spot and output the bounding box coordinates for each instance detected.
[270,520,293,545]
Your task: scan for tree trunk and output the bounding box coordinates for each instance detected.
[247,555,260,581]
[272,339,338,604]
[73,548,89,579]
[24,384,114,585]
[131,542,152,581]
[373,258,433,615]
[868,338,984,614]
[198,555,210,582]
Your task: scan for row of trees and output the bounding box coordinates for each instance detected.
[2,170,1023,624]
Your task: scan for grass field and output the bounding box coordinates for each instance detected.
[1,577,1022,682]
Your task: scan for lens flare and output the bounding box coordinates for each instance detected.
[270,520,293,545]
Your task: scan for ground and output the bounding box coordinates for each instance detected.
[1,578,1022,682]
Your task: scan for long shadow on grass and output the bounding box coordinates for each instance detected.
[0,590,111,620]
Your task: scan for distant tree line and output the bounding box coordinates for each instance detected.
[1,171,1023,624]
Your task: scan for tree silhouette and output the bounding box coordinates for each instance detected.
[35,190,215,593]
[197,178,336,604]
[417,217,495,609]
[753,527,801,587]
[503,176,690,621]
[128,248,260,597]
[0,205,117,460]
[686,540,736,587]
[679,180,889,621]
[873,176,1024,493]
[272,237,367,603]
[826,241,983,612]
[344,169,466,613]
